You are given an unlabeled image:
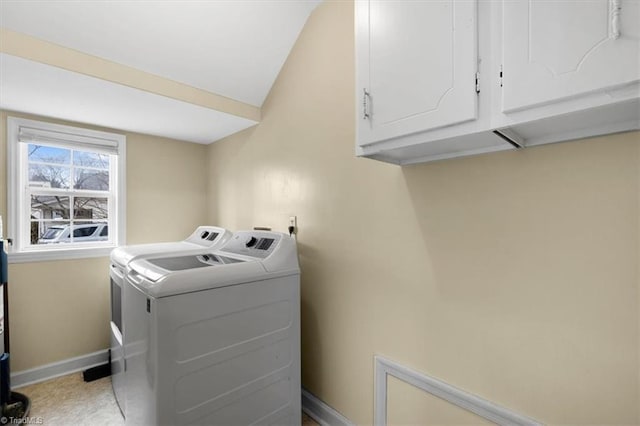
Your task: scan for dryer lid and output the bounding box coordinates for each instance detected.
[110,226,232,266]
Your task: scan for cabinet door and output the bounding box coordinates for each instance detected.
[502,0,640,113]
[356,0,478,147]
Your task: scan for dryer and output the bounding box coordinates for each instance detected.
[109,226,232,417]
[123,231,300,426]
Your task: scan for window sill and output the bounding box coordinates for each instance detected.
[8,246,115,263]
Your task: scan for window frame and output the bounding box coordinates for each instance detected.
[7,117,126,263]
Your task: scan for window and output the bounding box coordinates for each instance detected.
[7,117,126,262]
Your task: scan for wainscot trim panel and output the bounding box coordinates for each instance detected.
[374,356,542,426]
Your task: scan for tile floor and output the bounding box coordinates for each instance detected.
[15,373,318,425]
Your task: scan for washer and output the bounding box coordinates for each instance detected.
[123,231,300,426]
[110,226,232,417]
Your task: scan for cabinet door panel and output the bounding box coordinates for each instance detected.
[502,0,640,113]
[356,0,478,146]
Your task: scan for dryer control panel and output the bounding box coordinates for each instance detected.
[221,231,282,259]
[185,226,227,247]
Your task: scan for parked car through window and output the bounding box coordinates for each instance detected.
[39,224,109,244]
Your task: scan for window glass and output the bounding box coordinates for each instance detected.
[41,226,65,240]
[34,221,70,245]
[27,150,111,245]
[74,168,109,191]
[73,197,108,220]
[73,151,109,168]
[31,195,70,220]
[28,144,70,164]
[28,164,71,189]
[73,226,98,238]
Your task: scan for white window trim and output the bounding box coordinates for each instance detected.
[7,117,126,263]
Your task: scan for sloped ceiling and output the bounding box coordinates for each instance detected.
[0,0,321,143]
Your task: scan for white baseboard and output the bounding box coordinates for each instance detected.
[11,349,109,389]
[302,388,353,426]
[375,356,542,426]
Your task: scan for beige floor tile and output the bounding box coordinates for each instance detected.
[15,373,123,425]
[15,373,318,425]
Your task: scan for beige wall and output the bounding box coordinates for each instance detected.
[0,1,637,423]
[0,110,208,371]
[207,1,640,424]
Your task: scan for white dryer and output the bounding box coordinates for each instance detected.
[123,231,300,426]
[109,226,232,417]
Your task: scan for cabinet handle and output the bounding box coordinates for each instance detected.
[610,0,621,39]
[363,89,371,120]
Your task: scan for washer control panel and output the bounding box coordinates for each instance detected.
[221,231,281,259]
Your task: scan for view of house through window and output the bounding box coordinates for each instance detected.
[29,144,111,245]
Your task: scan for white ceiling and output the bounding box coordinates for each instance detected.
[0,0,321,144]
[0,53,258,144]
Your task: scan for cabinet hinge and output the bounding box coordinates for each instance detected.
[499,65,503,88]
[475,72,480,94]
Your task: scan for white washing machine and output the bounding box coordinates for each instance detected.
[109,226,232,417]
[123,231,300,426]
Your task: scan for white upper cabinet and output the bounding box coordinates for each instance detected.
[502,0,640,114]
[355,0,640,165]
[356,0,480,146]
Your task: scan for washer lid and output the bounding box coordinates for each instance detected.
[147,253,244,271]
